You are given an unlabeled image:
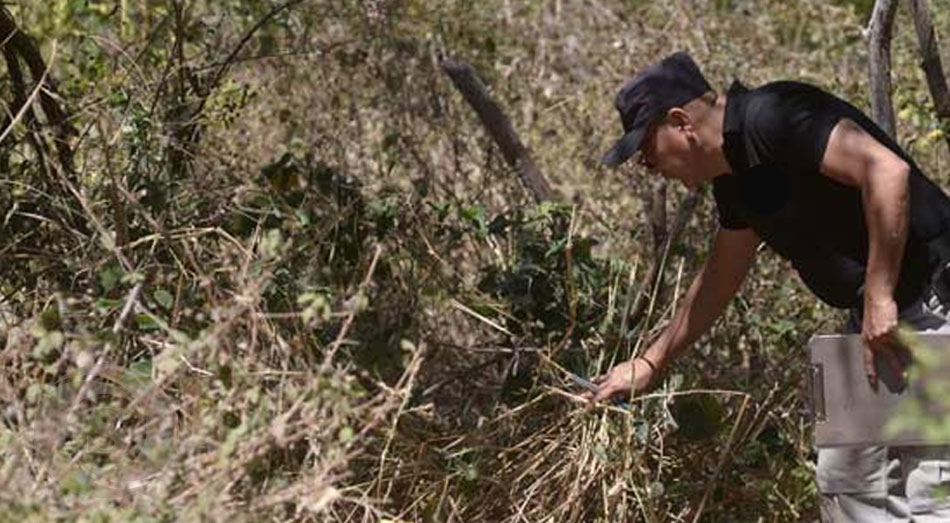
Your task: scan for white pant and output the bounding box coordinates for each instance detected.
[818,296,950,522]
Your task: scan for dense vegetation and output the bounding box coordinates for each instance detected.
[1,0,948,521]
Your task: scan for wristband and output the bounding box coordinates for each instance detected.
[636,356,657,374]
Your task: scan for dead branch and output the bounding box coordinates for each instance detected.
[0,7,76,173]
[0,8,89,248]
[907,0,950,155]
[186,0,304,146]
[439,57,557,203]
[867,0,899,138]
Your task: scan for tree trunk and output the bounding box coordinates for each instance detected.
[907,0,950,156]
[867,0,900,138]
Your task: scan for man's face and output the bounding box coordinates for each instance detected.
[637,115,701,189]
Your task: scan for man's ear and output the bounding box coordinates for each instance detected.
[667,107,692,131]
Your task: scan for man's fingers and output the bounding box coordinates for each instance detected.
[864,335,909,390]
[592,383,617,404]
[863,343,878,389]
[879,345,906,380]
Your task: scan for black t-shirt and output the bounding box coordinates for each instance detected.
[714,80,950,309]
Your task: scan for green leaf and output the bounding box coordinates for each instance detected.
[460,205,484,222]
[33,331,64,361]
[121,271,145,284]
[25,383,44,404]
[93,298,124,316]
[544,237,568,258]
[39,308,61,331]
[220,422,248,460]
[295,208,311,226]
[339,426,354,443]
[153,289,174,310]
[134,314,160,331]
[99,264,121,292]
[126,359,153,386]
[59,470,92,496]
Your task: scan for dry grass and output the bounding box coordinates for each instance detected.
[0,0,948,521]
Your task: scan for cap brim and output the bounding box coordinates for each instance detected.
[602,125,648,167]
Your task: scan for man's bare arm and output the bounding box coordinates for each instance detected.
[642,226,760,369]
[590,226,759,401]
[821,118,911,384]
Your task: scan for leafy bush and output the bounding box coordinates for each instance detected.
[0,0,947,521]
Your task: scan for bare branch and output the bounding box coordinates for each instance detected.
[439,57,557,203]
[867,0,899,138]
[907,0,950,155]
[647,179,668,251]
[0,42,53,146]
[66,281,144,420]
[0,8,76,172]
[188,0,304,142]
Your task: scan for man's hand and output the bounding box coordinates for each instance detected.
[577,227,758,408]
[862,297,905,388]
[582,358,656,404]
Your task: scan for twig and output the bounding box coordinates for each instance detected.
[628,190,701,335]
[321,244,383,372]
[690,395,750,523]
[0,40,54,146]
[66,281,144,420]
[375,341,427,500]
[0,8,76,168]
[553,205,579,355]
[451,298,515,337]
[187,0,304,142]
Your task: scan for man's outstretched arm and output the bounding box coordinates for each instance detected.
[588,225,760,402]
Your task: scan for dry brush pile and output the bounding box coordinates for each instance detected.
[0,0,948,522]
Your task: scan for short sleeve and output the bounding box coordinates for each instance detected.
[712,174,749,230]
[743,84,846,175]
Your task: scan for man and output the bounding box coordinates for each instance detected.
[590,51,950,522]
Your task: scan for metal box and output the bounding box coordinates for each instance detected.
[807,333,950,448]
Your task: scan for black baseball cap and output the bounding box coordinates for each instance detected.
[602,52,712,167]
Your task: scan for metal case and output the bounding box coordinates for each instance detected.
[807,333,950,447]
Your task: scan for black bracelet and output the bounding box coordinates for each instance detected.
[636,356,657,373]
